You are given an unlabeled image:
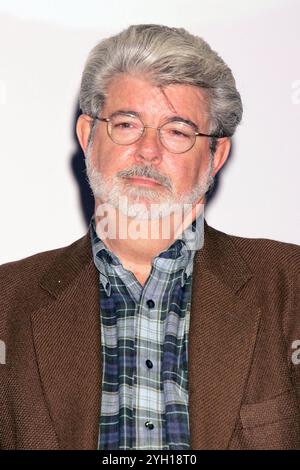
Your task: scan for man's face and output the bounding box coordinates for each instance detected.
[78,74,230,219]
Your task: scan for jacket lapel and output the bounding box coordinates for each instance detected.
[31,235,101,450]
[189,225,261,449]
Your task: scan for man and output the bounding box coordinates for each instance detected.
[0,24,300,450]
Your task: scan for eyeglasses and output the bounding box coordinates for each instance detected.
[94,112,222,154]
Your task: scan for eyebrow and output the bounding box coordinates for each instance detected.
[109,109,199,131]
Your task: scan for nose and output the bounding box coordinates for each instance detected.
[134,126,163,165]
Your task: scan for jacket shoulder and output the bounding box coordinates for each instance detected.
[0,233,91,318]
[0,238,78,286]
[205,224,300,275]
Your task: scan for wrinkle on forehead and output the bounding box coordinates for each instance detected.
[103,73,211,128]
[157,83,210,124]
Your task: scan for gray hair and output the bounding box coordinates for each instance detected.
[79,24,242,139]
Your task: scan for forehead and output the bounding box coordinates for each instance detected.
[102,74,210,126]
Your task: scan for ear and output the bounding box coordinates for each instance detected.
[76,114,94,154]
[211,137,231,176]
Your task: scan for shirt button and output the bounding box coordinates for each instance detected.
[145,420,154,430]
[146,359,153,369]
[146,299,155,309]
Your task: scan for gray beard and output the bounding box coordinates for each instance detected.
[85,155,214,221]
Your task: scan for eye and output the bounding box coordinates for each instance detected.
[170,129,189,138]
[162,121,195,140]
[110,116,143,134]
[113,120,134,129]
[164,127,191,139]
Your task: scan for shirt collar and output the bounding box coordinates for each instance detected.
[90,211,204,291]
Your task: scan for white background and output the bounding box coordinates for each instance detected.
[0,0,299,264]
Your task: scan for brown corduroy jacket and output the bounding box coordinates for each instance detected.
[0,223,300,450]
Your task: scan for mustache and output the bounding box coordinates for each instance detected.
[117,165,172,191]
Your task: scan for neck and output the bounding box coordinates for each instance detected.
[94,198,204,268]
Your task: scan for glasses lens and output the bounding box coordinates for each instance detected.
[108,114,143,144]
[160,121,196,153]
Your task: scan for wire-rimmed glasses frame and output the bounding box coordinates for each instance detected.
[93,113,223,154]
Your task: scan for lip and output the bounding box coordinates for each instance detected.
[125,176,162,187]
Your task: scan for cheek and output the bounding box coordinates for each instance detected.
[170,152,211,191]
[91,139,134,175]
[168,157,200,183]
[164,161,193,192]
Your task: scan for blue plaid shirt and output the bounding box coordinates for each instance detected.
[90,214,204,450]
